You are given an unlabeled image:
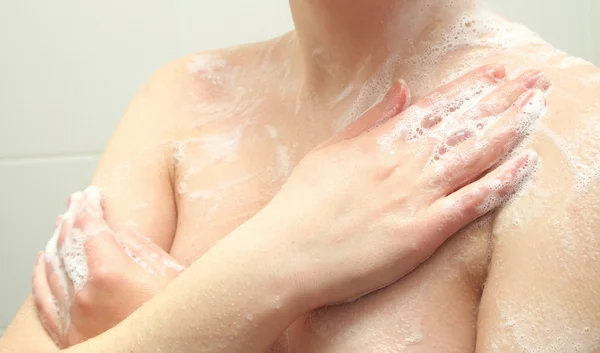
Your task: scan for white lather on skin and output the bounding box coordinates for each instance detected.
[43,0,600,351]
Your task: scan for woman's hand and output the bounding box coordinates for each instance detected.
[250,65,547,309]
[32,186,184,348]
[31,64,549,349]
[30,72,414,350]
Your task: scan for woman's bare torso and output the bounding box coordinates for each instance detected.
[94,8,600,353]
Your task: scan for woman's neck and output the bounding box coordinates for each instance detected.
[289,0,483,107]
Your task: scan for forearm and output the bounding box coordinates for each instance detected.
[0,297,59,353]
[1,213,298,353]
[63,214,303,353]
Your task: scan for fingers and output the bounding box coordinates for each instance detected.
[55,209,79,302]
[118,231,185,276]
[429,87,546,194]
[57,192,84,250]
[83,185,105,218]
[461,69,550,128]
[320,79,410,147]
[44,257,72,335]
[47,209,76,322]
[427,150,538,238]
[406,64,506,130]
[75,187,108,235]
[80,185,180,278]
[58,186,108,290]
[71,191,125,276]
[32,252,63,347]
[44,206,74,340]
[37,185,109,347]
[374,65,506,152]
[46,245,70,314]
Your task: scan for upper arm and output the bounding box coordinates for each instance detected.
[91,61,190,251]
[476,83,600,351]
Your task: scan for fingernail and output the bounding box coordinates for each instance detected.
[382,79,410,120]
[421,114,442,129]
[524,70,550,91]
[446,128,474,146]
[485,64,506,81]
[514,150,539,182]
[36,252,44,265]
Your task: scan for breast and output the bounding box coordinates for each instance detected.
[278,54,600,353]
[165,117,307,265]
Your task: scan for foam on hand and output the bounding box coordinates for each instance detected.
[43,186,105,332]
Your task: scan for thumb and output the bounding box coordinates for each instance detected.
[319,79,410,148]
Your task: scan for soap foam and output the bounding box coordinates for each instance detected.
[43,186,105,333]
[59,186,107,293]
[495,298,600,353]
[333,59,397,133]
[475,152,540,217]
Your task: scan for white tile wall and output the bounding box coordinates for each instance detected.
[490,0,594,60]
[592,1,600,65]
[0,1,293,158]
[0,0,597,334]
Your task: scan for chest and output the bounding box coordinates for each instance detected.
[165,58,581,264]
[167,107,335,263]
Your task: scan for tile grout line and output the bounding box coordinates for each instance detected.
[0,152,102,166]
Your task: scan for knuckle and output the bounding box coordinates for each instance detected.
[373,154,399,181]
[398,223,429,255]
[90,263,120,287]
[474,101,496,118]
[72,289,94,313]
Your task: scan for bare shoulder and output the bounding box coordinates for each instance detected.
[92,41,279,249]
[493,52,600,241]
[476,55,600,351]
[97,37,278,174]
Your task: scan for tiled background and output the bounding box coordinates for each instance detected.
[0,0,598,334]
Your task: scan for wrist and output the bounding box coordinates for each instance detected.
[88,222,310,353]
[219,213,312,319]
[228,202,330,314]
